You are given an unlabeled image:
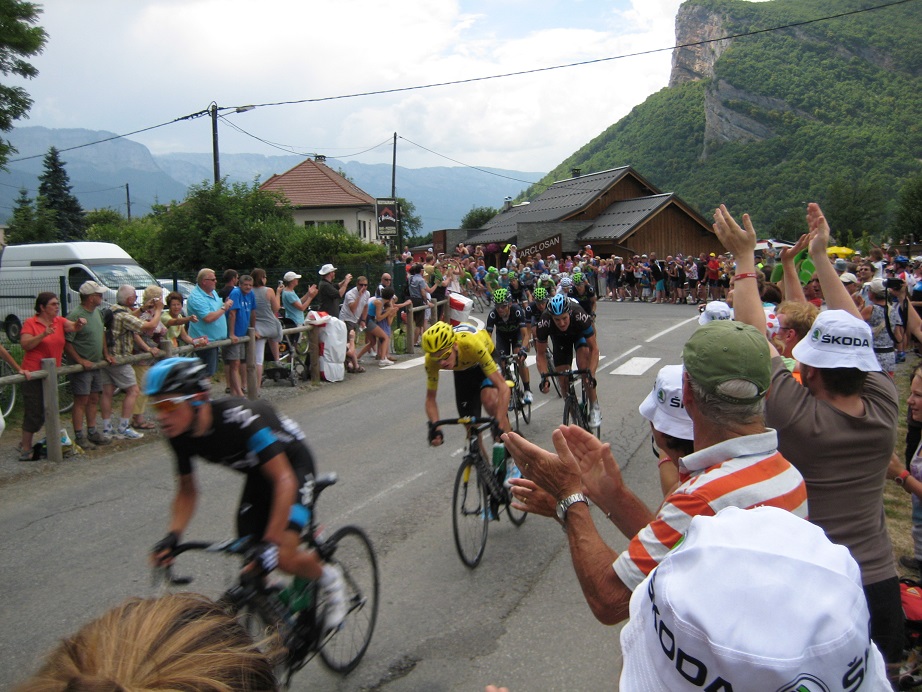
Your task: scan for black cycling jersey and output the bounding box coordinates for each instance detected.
[167,398,317,538]
[573,285,596,315]
[525,300,547,325]
[486,304,527,336]
[508,282,526,304]
[535,304,595,343]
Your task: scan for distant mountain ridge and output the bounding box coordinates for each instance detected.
[524,0,922,239]
[0,127,543,233]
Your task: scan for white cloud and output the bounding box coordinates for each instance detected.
[21,0,689,172]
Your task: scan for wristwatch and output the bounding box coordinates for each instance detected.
[556,492,589,526]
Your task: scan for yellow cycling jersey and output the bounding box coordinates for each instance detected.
[425,324,498,391]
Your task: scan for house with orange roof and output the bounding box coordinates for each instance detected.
[260,155,380,242]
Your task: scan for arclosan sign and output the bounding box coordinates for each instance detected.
[518,235,561,259]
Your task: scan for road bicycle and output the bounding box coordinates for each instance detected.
[0,362,73,417]
[499,353,531,429]
[431,416,527,568]
[542,368,600,439]
[153,472,378,688]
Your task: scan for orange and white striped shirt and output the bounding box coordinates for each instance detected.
[613,430,808,591]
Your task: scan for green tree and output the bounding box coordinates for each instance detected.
[6,186,54,243]
[460,205,499,229]
[821,177,886,244]
[282,222,385,275]
[85,212,164,271]
[895,173,922,243]
[153,180,296,272]
[396,197,422,238]
[0,1,47,168]
[38,147,86,240]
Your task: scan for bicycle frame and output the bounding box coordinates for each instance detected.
[541,368,598,435]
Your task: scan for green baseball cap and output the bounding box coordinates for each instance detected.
[682,321,770,404]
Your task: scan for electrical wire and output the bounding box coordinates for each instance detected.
[219,116,392,159]
[3,0,915,166]
[397,136,544,186]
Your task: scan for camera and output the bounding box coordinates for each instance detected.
[885,278,904,290]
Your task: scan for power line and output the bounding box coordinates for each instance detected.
[4,0,915,166]
[219,117,393,159]
[398,136,544,187]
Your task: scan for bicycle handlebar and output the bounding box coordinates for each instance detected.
[540,369,597,388]
[152,536,255,588]
[429,416,497,433]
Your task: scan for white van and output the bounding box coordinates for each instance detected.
[0,242,157,342]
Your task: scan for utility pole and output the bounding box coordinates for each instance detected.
[392,132,402,254]
[125,183,131,220]
[211,102,220,185]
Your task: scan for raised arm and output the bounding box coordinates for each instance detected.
[806,203,861,318]
[778,234,809,303]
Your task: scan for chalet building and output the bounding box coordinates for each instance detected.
[260,156,379,242]
[447,167,722,261]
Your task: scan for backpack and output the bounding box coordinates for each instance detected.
[101,306,116,350]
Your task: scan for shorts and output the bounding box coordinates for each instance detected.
[223,341,246,362]
[495,332,521,357]
[21,377,45,434]
[236,454,316,539]
[655,280,665,292]
[103,362,137,390]
[452,365,495,418]
[70,369,104,396]
[549,334,589,368]
[376,319,391,337]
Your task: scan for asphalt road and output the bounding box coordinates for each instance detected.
[0,300,702,691]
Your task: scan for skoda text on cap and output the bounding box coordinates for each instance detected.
[619,506,891,691]
[638,364,693,440]
[791,309,880,372]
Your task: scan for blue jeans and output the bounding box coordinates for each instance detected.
[196,346,219,377]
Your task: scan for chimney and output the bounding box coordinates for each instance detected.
[314,154,326,163]
[503,196,513,211]
[571,168,581,177]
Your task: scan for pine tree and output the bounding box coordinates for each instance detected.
[37,147,85,240]
[6,187,56,244]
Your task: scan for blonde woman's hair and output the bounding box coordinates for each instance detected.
[142,284,164,305]
[17,593,277,691]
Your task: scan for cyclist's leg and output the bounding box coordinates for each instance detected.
[553,336,574,395]
[574,339,598,406]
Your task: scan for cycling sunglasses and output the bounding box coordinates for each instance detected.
[151,394,197,412]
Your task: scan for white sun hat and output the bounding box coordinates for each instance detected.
[620,506,890,691]
[791,309,881,372]
[638,364,693,440]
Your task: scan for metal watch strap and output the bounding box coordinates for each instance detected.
[557,492,588,528]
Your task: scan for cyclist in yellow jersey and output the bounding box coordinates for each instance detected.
[422,321,511,446]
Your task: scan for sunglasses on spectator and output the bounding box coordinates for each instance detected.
[358,283,368,287]
[151,394,197,412]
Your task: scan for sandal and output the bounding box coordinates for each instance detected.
[16,446,34,461]
[132,420,156,430]
[355,365,366,373]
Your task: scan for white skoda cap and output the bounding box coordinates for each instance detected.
[697,300,733,325]
[620,506,890,691]
[638,364,693,440]
[792,309,881,372]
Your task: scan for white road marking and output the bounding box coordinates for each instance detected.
[609,357,661,376]
[605,345,642,371]
[341,470,427,519]
[644,315,699,343]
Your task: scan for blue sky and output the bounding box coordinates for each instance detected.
[16,0,691,172]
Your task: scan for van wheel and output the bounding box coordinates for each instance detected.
[5,317,21,343]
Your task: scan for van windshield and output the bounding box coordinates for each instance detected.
[89,263,158,290]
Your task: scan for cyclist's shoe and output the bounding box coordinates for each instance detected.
[588,403,602,429]
[523,390,533,405]
[116,425,144,440]
[503,462,522,489]
[321,564,347,632]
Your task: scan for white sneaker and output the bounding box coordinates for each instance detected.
[116,426,144,440]
[588,404,602,429]
[503,462,522,489]
[378,358,395,367]
[523,390,533,405]
[322,564,347,632]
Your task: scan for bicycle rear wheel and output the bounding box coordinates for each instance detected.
[319,525,379,674]
[452,457,489,568]
[0,361,16,417]
[58,373,74,414]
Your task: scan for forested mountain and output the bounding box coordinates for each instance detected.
[524,0,922,242]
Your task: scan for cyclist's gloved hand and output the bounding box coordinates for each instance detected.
[245,541,280,574]
[539,377,550,394]
[518,347,528,359]
[428,422,443,447]
[151,531,179,566]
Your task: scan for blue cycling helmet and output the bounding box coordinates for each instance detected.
[144,357,211,396]
[896,255,909,265]
[548,293,570,316]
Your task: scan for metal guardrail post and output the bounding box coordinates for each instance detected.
[41,358,63,463]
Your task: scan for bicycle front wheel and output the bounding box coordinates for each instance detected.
[238,598,293,685]
[452,457,489,568]
[319,525,379,674]
[0,361,16,417]
[563,396,582,428]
